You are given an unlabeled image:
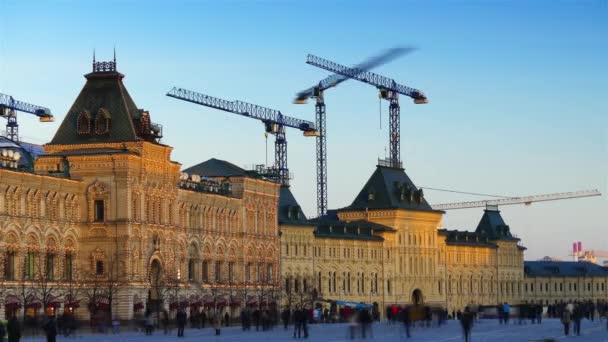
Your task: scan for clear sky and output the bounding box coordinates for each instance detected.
[1,0,606,260]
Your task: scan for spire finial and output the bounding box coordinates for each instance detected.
[93,49,96,71]
[113,46,116,63]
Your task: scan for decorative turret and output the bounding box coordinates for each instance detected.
[49,55,162,146]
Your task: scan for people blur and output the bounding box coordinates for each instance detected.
[176,309,187,337]
[42,315,57,342]
[572,303,582,336]
[561,306,571,336]
[213,311,221,336]
[401,306,411,339]
[460,307,474,342]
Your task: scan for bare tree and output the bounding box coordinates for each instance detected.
[32,254,61,314]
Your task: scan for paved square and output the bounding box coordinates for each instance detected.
[18,318,608,341]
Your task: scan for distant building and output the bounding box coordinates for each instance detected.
[538,256,562,262]
[523,261,608,305]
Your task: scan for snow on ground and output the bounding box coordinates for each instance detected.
[17,318,608,341]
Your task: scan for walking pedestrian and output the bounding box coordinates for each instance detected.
[572,304,582,336]
[293,306,303,338]
[176,309,187,337]
[401,306,411,338]
[281,308,290,330]
[42,316,57,342]
[460,307,474,342]
[213,312,221,336]
[561,308,571,336]
[7,316,20,342]
[162,310,169,335]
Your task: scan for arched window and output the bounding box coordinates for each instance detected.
[95,108,111,134]
[77,110,91,134]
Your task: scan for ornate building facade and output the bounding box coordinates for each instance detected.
[0,62,280,320]
[0,61,605,322]
[280,164,528,314]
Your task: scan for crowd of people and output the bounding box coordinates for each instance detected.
[2,300,608,341]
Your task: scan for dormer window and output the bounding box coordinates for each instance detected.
[367,187,375,201]
[76,110,92,134]
[95,108,111,134]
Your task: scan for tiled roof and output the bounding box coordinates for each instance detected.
[278,186,311,225]
[340,165,440,212]
[183,158,246,177]
[475,208,519,241]
[0,137,43,171]
[438,229,498,248]
[312,215,390,242]
[50,69,158,145]
[524,261,608,277]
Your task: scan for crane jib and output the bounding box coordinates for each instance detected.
[167,87,316,132]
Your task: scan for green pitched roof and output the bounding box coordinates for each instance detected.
[50,67,157,145]
[475,208,519,241]
[340,165,439,212]
[184,158,247,177]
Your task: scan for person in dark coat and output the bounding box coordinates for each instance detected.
[562,308,571,335]
[401,306,411,338]
[200,311,206,329]
[7,316,21,342]
[281,308,290,330]
[0,319,6,342]
[224,312,230,327]
[253,309,261,331]
[572,304,582,336]
[460,307,474,342]
[42,316,58,342]
[176,309,187,337]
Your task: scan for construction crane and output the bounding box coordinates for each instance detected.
[167,87,318,186]
[295,47,414,217]
[306,54,427,170]
[431,189,601,211]
[0,93,54,142]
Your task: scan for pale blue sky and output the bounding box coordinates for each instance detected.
[0,0,606,260]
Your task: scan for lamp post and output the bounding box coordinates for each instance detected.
[0,149,20,169]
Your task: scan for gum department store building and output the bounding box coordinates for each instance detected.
[0,62,606,321]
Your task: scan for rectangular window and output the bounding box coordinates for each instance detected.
[65,254,73,281]
[202,261,209,283]
[25,252,36,279]
[46,254,55,281]
[228,262,235,283]
[188,260,195,281]
[215,261,222,283]
[94,200,105,222]
[95,260,104,275]
[266,264,272,283]
[246,263,252,283]
[257,264,262,283]
[4,251,15,280]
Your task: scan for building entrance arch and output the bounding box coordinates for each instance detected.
[412,289,423,305]
[149,259,162,301]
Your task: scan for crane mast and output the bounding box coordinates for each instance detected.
[295,47,413,217]
[306,54,427,169]
[167,87,317,186]
[0,93,53,142]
